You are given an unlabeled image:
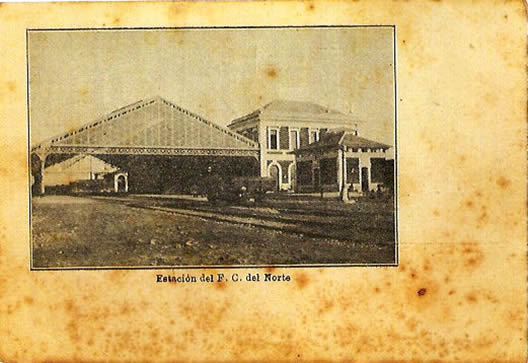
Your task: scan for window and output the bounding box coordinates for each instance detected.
[346,158,360,183]
[296,161,313,185]
[309,129,320,144]
[290,129,300,150]
[371,158,387,183]
[268,128,279,150]
[320,158,337,185]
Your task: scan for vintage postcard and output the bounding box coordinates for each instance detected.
[0,1,526,361]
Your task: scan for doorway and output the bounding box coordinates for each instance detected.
[313,168,320,190]
[361,167,369,193]
[269,164,280,191]
[117,175,127,193]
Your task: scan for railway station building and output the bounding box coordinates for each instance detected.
[227,100,392,192]
[31,96,260,195]
[31,97,393,196]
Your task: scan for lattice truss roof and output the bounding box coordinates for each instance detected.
[32,97,259,155]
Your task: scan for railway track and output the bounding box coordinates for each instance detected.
[91,195,393,243]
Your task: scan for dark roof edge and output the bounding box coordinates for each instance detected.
[293,132,392,153]
[227,109,261,128]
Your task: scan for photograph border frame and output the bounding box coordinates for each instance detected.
[26,24,399,271]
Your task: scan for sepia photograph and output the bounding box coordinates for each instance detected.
[28,26,397,269]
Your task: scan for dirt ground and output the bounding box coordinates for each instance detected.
[31,195,396,268]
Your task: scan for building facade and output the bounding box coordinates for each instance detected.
[228,100,392,192]
[227,100,362,191]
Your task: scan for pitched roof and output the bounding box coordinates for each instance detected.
[261,99,344,115]
[293,129,391,153]
[341,134,391,149]
[32,96,259,153]
[228,99,356,128]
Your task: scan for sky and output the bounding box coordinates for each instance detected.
[29,27,395,146]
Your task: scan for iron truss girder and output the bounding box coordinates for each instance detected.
[47,145,259,157]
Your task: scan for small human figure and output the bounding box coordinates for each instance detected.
[376,184,383,198]
[190,184,199,198]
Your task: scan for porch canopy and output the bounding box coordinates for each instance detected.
[292,128,391,154]
[292,128,391,193]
